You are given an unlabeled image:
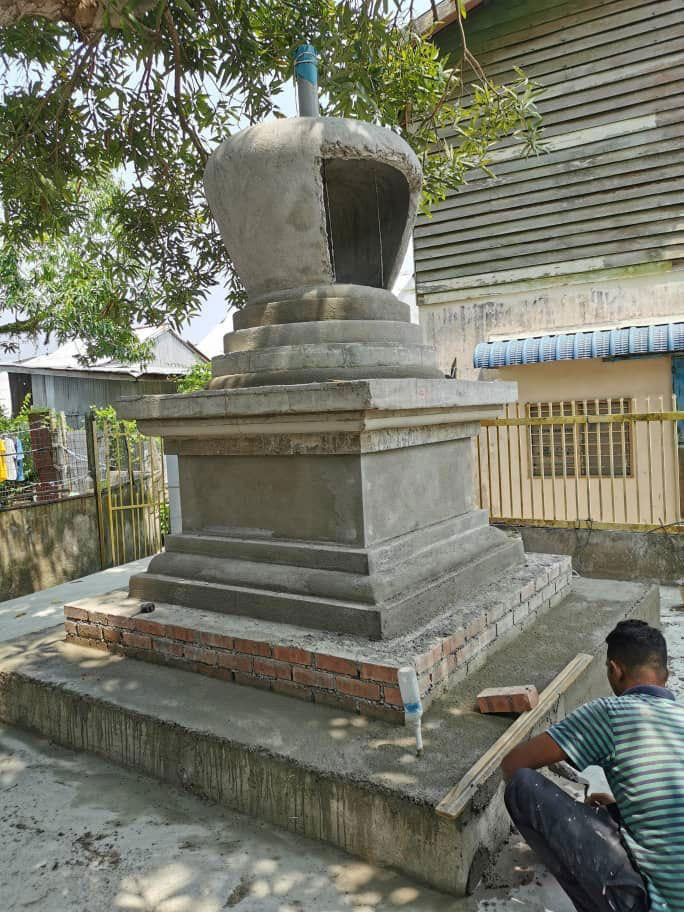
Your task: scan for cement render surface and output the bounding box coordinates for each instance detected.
[68,552,563,668]
[0,576,655,808]
[5,586,682,911]
[117,377,518,424]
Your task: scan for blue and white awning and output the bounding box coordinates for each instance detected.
[473,322,684,369]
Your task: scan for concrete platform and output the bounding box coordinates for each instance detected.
[0,577,658,896]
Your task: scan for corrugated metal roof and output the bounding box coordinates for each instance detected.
[473,322,684,369]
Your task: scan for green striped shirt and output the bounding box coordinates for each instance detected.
[549,689,684,912]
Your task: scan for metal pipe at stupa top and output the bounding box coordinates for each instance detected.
[294,43,320,118]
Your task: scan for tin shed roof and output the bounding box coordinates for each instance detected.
[473,322,684,369]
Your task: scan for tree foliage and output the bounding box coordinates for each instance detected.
[0,0,544,359]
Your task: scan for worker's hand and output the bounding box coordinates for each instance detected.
[585,792,615,807]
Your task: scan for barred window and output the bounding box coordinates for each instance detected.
[528,399,632,478]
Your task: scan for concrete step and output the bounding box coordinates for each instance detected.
[0,577,658,896]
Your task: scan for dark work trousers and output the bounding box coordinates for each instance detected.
[505,768,649,912]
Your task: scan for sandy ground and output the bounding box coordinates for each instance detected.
[1,584,681,912]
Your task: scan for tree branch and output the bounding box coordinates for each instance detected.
[162,6,208,164]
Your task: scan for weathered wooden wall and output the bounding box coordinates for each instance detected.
[416,0,684,291]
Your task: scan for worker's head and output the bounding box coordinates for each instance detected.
[605,619,668,695]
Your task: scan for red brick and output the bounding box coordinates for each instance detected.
[165,625,197,643]
[293,666,334,690]
[465,614,486,640]
[382,685,403,707]
[88,610,110,625]
[153,638,184,658]
[102,627,122,644]
[106,613,138,630]
[414,643,442,674]
[204,667,234,683]
[183,644,217,666]
[234,637,271,657]
[253,657,292,680]
[272,680,313,702]
[66,635,108,651]
[477,685,539,715]
[64,620,78,636]
[122,631,152,651]
[441,630,466,657]
[77,622,102,640]
[134,617,165,636]
[64,605,88,621]
[359,662,398,684]
[199,631,234,650]
[234,672,272,690]
[273,645,312,665]
[315,654,359,677]
[217,652,253,673]
[336,676,380,701]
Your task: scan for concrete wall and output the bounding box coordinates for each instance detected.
[477,355,679,526]
[504,524,684,586]
[0,494,101,601]
[419,266,684,380]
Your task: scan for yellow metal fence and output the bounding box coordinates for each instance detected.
[476,397,683,532]
[88,418,167,567]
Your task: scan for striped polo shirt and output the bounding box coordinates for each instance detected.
[549,685,684,912]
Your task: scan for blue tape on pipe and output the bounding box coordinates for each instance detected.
[294,43,318,87]
[404,702,422,714]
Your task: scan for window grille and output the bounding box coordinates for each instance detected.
[528,399,632,478]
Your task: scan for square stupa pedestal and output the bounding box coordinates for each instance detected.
[118,378,524,641]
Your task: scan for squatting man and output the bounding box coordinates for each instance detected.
[502,619,684,912]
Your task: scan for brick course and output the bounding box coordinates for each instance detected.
[63,555,572,726]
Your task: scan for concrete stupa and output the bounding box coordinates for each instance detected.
[119,45,524,640]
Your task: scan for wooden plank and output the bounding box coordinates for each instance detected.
[466,0,668,54]
[415,171,684,241]
[417,249,684,294]
[418,238,684,283]
[464,22,684,87]
[417,158,684,232]
[467,1,682,70]
[424,126,684,214]
[436,653,595,820]
[415,206,684,260]
[415,217,684,270]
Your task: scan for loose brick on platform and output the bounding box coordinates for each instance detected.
[122,631,152,651]
[199,631,234,650]
[234,638,271,657]
[360,662,398,684]
[316,654,359,677]
[253,657,292,680]
[293,666,334,690]
[273,645,313,666]
[336,676,380,701]
[477,685,539,715]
